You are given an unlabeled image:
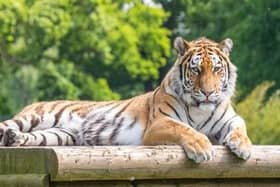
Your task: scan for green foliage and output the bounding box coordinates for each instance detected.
[236,82,280,144]
[0,0,170,115]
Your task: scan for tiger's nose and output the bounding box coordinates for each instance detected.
[201,90,214,97]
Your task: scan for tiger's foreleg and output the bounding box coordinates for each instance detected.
[3,128,77,146]
[217,116,252,160]
[143,117,214,163]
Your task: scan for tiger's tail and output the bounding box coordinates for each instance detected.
[0,118,77,146]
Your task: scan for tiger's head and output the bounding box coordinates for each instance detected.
[169,36,237,109]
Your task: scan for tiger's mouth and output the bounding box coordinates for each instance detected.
[191,94,221,107]
[191,96,217,107]
[201,99,211,104]
[200,99,217,105]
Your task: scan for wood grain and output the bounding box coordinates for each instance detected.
[48,145,280,181]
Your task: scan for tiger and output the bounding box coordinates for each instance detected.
[0,36,252,163]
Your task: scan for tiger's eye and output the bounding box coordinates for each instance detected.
[213,66,221,72]
[192,67,200,74]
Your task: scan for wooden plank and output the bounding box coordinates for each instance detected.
[1,146,280,182]
[0,174,49,187]
[0,147,57,175]
[136,179,280,187]
[50,145,280,181]
[52,181,133,187]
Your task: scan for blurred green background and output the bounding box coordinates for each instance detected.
[0,0,279,144]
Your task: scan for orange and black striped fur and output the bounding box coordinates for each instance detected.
[0,37,252,163]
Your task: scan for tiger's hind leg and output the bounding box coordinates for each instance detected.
[3,128,78,146]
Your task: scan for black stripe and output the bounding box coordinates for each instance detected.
[53,103,78,127]
[227,62,230,81]
[165,102,182,121]
[82,115,104,132]
[39,134,47,146]
[13,119,23,131]
[218,51,230,83]
[86,116,110,145]
[218,115,238,141]
[94,116,105,124]
[191,96,200,107]
[185,104,194,123]
[159,108,173,118]
[0,128,3,141]
[209,104,229,132]
[220,115,238,133]
[107,101,133,143]
[65,136,69,145]
[183,64,187,81]
[81,113,99,125]
[199,102,222,130]
[84,102,116,123]
[181,54,189,63]
[21,136,29,146]
[221,122,234,142]
[166,92,182,105]
[48,101,64,113]
[127,117,137,129]
[179,63,183,81]
[221,62,230,92]
[48,131,63,145]
[181,64,187,91]
[30,132,37,140]
[69,112,74,121]
[112,100,133,125]
[29,114,40,132]
[59,129,77,145]
[94,122,111,145]
[152,88,160,118]
[110,117,125,143]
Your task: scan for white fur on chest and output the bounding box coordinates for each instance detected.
[188,105,213,128]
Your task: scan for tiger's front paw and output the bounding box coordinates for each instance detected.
[224,128,252,160]
[182,133,214,163]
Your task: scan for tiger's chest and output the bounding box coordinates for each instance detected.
[186,102,233,139]
[188,106,213,129]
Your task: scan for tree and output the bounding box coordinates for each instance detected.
[0,0,170,116]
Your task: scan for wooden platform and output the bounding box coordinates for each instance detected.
[0,146,280,187]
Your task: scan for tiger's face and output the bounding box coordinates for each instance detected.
[173,37,236,109]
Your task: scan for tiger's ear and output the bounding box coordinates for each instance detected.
[219,38,233,56]
[174,37,190,56]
